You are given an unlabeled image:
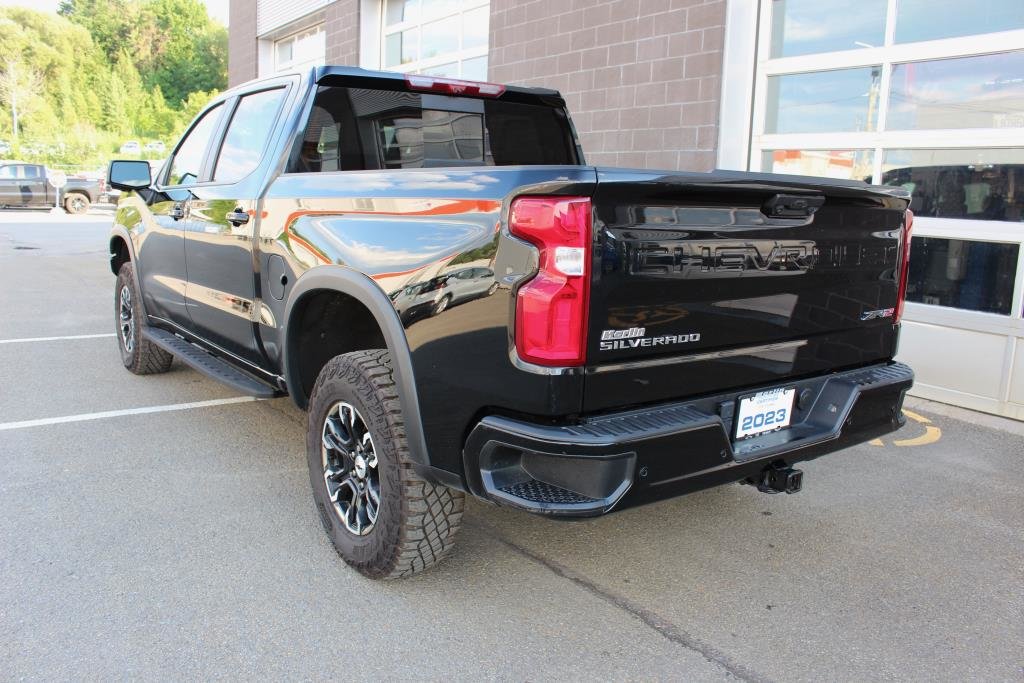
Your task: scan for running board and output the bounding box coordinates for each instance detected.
[142,327,282,399]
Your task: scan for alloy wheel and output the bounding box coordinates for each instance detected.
[118,285,135,353]
[321,401,380,535]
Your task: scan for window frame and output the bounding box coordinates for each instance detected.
[209,85,291,185]
[274,25,327,74]
[159,101,228,190]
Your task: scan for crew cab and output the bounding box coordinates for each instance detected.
[0,162,100,213]
[107,67,914,579]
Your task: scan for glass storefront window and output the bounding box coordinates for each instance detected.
[905,237,1019,315]
[463,6,489,49]
[881,149,1024,222]
[382,1,489,79]
[764,67,881,133]
[385,29,418,67]
[769,0,887,58]
[386,0,418,25]
[421,16,460,61]
[274,27,326,73]
[895,0,1024,44]
[887,51,1024,130]
[461,56,487,81]
[761,149,874,181]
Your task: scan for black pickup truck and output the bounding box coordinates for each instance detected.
[107,67,913,579]
[0,162,100,213]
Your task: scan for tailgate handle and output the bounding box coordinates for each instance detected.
[762,194,825,218]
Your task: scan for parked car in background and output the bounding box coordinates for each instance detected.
[0,161,100,213]
[119,141,141,155]
[144,141,166,154]
[390,267,497,323]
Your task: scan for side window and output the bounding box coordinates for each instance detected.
[213,88,287,184]
[25,165,41,179]
[0,166,15,179]
[166,103,224,187]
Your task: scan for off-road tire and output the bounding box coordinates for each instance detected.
[307,349,464,579]
[115,262,173,375]
[64,192,90,215]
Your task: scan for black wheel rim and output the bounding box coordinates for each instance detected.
[321,401,380,536]
[118,285,135,353]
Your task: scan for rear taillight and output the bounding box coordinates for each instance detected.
[509,196,592,366]
[404,74,506,98]
[894,209,914,323]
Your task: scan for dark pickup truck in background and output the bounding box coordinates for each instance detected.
[107,67,913,579]
[0,162,101,213]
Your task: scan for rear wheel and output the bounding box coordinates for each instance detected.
[306,349,464,579]
[115,262,173,374]
[64,193,90,215]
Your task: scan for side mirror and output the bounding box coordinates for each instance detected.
[108,160,152,192]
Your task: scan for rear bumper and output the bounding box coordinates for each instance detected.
[463,362,913,516]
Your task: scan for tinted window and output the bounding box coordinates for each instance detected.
[0,165,41,179]
[214,88,287,183]
[881,149,1024,222]
[906,237,1018,315]
[378,109,485,168]
[166,103,223,186]
[289,85,577,172]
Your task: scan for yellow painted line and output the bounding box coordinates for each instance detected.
[893,425,942,447]
[901,409,932,425]
[869,408,941,447]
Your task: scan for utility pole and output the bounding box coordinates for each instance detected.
[6,61,18,143]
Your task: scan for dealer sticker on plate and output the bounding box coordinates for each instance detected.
[735,387,796,439]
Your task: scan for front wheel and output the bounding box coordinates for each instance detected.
[115,262,173,374]
[432,294,451,315]
[306,349,464,579]
[64,193,90,214]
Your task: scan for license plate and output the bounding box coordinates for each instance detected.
[735,387,795,439]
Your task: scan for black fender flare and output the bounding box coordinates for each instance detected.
[282,265,432,469]
[109,225,150,324]
[109,225,137,276]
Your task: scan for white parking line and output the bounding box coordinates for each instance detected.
[0,333,116,345]
[0,396,261,432]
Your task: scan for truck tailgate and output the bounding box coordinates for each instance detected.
[584,168,910,412]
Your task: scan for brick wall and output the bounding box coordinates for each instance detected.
[325,0,361,65]
[489,0,726,171]
[228,0,258,86]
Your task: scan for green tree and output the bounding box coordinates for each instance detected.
[0,4,225,167]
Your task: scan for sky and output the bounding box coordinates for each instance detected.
[0,0,229,26]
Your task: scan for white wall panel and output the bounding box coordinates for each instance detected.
[898,322,1008,399]
[1010,340,1024,406]
[257,0,330,36]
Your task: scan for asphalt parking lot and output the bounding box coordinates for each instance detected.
[1,210,1022,681]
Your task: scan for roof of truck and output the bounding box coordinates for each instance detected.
[227,65,564,101]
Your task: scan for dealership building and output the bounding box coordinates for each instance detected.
[229,0,1024,419]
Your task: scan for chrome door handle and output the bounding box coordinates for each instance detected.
[169,203,185,220]
[225,209,249,226]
